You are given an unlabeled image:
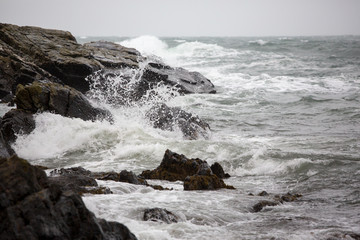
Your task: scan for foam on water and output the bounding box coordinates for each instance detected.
[8,36,360,239]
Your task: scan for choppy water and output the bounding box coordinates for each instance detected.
[6,36,360,239]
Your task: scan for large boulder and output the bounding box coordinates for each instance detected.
[15,81,112,122]
[146,103,210,140]
[0,23,215,103]
[0,155,137,240]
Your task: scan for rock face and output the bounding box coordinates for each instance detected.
[15,81,112,122]
[0,109,35,144]
[0,23,215,102]
[146,103,210,140]
[143,208,178,224]
[140,149,234,190]
[0,155,137,240]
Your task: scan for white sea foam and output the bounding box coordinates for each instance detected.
[119,35,238,67]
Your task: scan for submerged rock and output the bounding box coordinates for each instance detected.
[0,155,137,240]
[146,103,210,140]
[252,200,279,212]
[143,208,178,224]
[252,192,303,212]
[15,81,112,122]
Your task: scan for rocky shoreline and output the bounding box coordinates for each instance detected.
[0,23,227,239]
[0,23,308,239]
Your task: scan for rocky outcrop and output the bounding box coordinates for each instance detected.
[0,23,215,103]
[143,208,178,224]
[140,149,234,190]
[146,103,210,140]
[15,81,112,122]
[0,109,35,144]
[0,155,137,240]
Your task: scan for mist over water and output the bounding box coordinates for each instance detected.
[11,36,360,239]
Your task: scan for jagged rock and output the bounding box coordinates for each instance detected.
[0,23,215,103]
[140,149,211,181]
[143,208,178,224]
[0,155,137,239]
[210,162,231,178]
[146,103,210,140]
[140,149,234,190]
[252,200,279,212]
[183,174,235,191]
[0,109,35,144]
[15,81,112,122]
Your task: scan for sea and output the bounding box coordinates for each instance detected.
[3,35,360,239]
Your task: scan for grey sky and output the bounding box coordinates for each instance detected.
[1,0,359,37]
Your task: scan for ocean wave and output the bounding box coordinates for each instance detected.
[119,35,238,66]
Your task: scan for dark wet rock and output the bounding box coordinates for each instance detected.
[15,81,112,122]
[1,23,215,103]
[48,167,112,195]
[140,149,234,190]
[140,149,210,181]
[252,192,303,212]
[143,208,178,224]
[277,192,302,202]
[183,174,235,191]
[0,109,35,144]
[0,130,11,158]
[210,162,231,178]
[252,200,280,212]
[141,62,216,95]
[146,103,210,140]
[96,170,148,185]
[0,155,137,240]
[258,191,269,196]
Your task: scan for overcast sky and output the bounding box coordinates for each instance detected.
[1,0,359,37]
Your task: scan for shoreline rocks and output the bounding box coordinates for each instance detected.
[0,155,137,240]
[0,23,215,103]
[140,149,234,191]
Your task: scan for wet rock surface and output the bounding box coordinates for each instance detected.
[0,23,215,102]
[146,103,211,140]
[140,149,234,190]
[252,192,303,212]
[0,109,35,144]
[0,155,137,240]
[140,149,210,181]
[15,81,112,122]
[143,208,179,224]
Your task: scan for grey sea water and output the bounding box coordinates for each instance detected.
[7,35,360,239]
